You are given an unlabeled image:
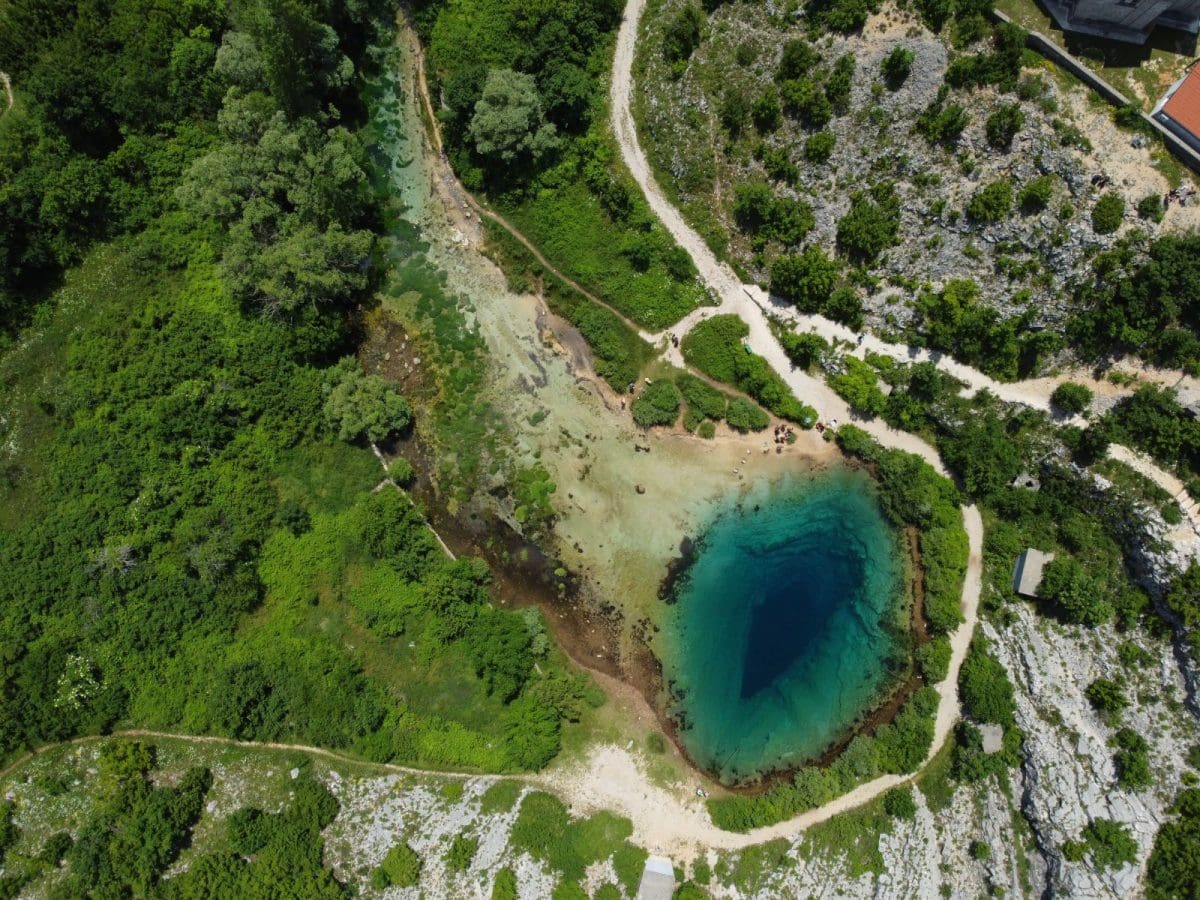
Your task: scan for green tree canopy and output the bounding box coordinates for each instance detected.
[469,68,559,164]
[324,362,413,444]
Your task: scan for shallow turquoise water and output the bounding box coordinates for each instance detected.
[662,467,906,783]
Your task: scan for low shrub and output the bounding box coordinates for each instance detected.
[916,635,952,683]
[377,842,422,888]
[446,834,478,872]
[492,868,519,900]
[1067,819,1137,870]
[836,185,902,261]
[726,396,770,432]
[1113,727,1152,791]
[883,787,918,819]
[1039,556,1115,626]
[781,77,832,127]
[771,246,840,312]
[388,456,416,486]
[631,380,682,428]
[805,130,836,163]
[732,181,815,247]
[1085,677,1127,720]
[826,285,864,330]
[777,330,830,370]
[777,38,819,81]
[828,356,887,416]
[1050,382,1093,415]
[1092,193,1125,235]
[1137,193,1165,223]
[985,103,1024,150]
[1018,175,1055,212]
[1147,788,1200,894]
[752,88,782,132]
[677,373,729,430]
[967,180,1014,223]
[881,47,915,88]
[916,97,969,145]
[959,639,1016,728]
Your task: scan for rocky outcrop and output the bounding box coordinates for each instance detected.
[986,604,1195,897]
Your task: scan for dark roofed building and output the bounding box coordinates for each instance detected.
[1041,0,1200,43]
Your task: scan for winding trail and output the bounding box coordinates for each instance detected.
[404,17,802,420]
[0,502,978,855]
[606,0,979,844]
[606,0,1200,849]
[2,12,1186,863]
[611,0,1200,530]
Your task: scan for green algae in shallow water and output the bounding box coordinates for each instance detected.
[663,467,907,784]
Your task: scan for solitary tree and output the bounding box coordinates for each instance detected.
[881,47,915,88]
[324,362,412,443]
[469,68,559,164]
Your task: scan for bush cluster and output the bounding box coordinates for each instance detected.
[682,315,816,425]
[881,47,915,88]
[985,103,1025,150]
[631,380,682,428]
[1018,175,1056,211]
[733,181,815,248]
[836,426,968,634]
[967,179,1014,223]
[828,356,887,416]
[1050,382,1093,415]
[836,184,902,262]
[1091,192,1125,235]
[1148,788,1200,894]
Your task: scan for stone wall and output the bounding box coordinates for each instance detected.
[991,8,1200,176]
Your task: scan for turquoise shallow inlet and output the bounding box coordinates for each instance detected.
[662,467,906,784]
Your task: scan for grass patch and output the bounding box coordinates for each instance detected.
[502,178,709,331]
[681,315,816,425]
[798,800,891,878]
[482,219,653,392]
[479,779,523,815]
[510,791,642,888]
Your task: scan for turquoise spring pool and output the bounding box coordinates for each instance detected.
[661,467,908,784]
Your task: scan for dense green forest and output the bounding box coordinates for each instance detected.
[0,0,592,775]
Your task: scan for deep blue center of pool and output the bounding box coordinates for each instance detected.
[740,540,861,699]
[663,468,905,783]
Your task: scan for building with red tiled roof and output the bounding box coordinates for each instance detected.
[1154,64,1200,155]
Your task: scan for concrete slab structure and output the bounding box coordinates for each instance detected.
[980,723,1005,754]
[1013,548,1055,598]
[636,855,675,900]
